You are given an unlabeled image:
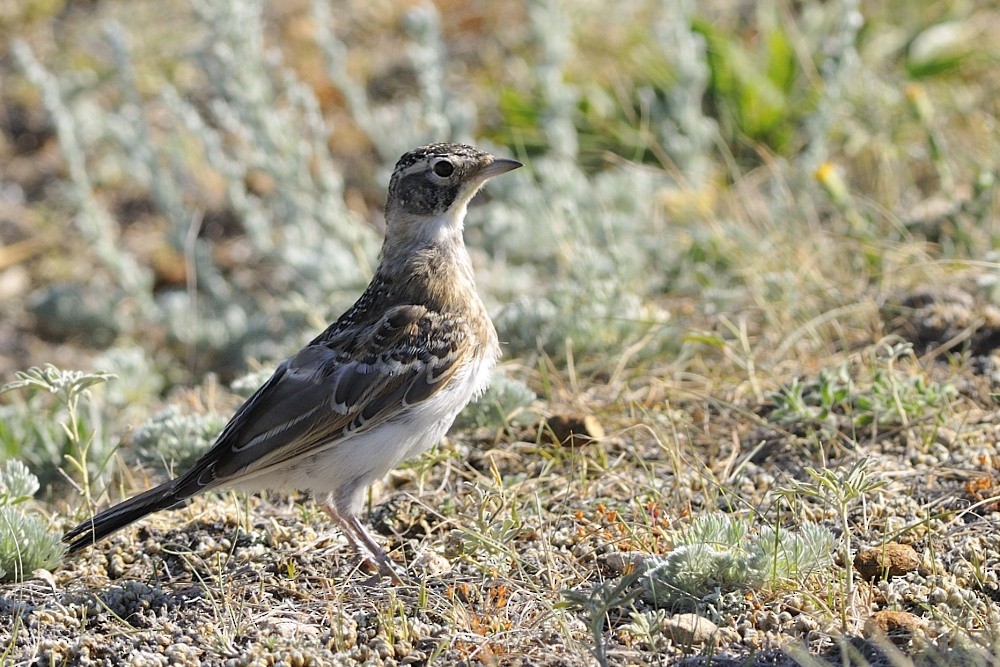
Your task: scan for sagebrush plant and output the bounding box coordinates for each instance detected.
[0,366,115,496]
[12,0,993,384]
[131,406,227,473]
[312,0,476,159]
[0,460,64,582]
[452,371,537,431]
[92,347,166,412]
[14,6,378,381]
[642,513,835,616]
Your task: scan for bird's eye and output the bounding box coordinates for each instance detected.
[433,160,454,177]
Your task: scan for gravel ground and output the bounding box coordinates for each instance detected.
[5,330,1000,667]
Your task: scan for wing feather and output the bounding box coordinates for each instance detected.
[170,304,467,497]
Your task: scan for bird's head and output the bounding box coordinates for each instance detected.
[383,143,522,249]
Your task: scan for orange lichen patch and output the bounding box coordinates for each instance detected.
[962,454,1000,511]
[574,501,672,554]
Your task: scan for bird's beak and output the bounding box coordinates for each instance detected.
[476,157,523,182]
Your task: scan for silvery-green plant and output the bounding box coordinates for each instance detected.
[481,13,675,361]
[181,0,377,292]
[0,400,64,472]
[619,609,672,652]
[797,0,864,172]
[92,346,166,411]
[14,2,381,377]
[131,405,227,473]
[311,1,474,161]
[0,460,64,582]
[0,460,38,506]
[230,368,277,398]
[12,0,738,373]
[452,371,536,431]
[12,0,870,378]
[0,366,115,497]
[12,41,155,315]
[642,513,835,614]
[652,0,717,187]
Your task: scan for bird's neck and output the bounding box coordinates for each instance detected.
[376,229,479,313]
[382,203,469,255]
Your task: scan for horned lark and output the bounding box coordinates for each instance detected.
[64,143,522,580]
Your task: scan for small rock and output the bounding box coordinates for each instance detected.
[410,550,452,577]
[854,542,920,582]
[270,620,319,638]
[31,568,58,591]
[865,610,921,646]
[0,265,29,300]
[149,243,187,288]
[245,168,277,196]
[402,650,428,665]
[545,413,605,447]
[598,551,650,576]
[934,427,958,448]
[661,613,719,647]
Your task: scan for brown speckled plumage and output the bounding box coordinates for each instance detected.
[63,143,522,580]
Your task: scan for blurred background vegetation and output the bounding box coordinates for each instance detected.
[0,0,996,498]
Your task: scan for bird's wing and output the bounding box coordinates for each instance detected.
[171,303,469,497]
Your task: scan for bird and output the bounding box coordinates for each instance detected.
[63,142,522,580]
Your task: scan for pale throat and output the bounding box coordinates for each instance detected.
[385,196,474,258]
[415,199,471,247]
[381,198,480,294]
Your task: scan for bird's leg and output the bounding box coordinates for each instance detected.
[342,513,405,584]
[321,503,403,584]
[321,503,365,554]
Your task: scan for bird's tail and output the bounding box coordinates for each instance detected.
[63,483,181,554]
